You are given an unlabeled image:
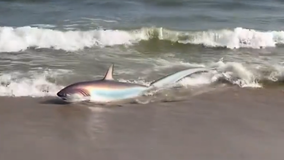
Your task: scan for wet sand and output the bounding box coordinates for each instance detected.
[0,87,284,160]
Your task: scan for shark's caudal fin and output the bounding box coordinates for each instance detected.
[103,64,114,80]
[148,67,213,89]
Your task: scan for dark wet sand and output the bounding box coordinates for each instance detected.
[1,87,284,160]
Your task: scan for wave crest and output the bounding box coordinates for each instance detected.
[2,60,284,97]
[0,26,284,52]
[0,69,68,97]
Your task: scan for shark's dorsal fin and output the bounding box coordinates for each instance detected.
[103,64,114,80]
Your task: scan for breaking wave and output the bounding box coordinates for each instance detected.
[1,59,284,97]
[0,69,68,97]
[118,59,284,95]
[1,26,284,52]
[178,60,262,88]
[176,59,284,89]
[119,59,284,91]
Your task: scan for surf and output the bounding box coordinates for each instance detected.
[0,26,283,52]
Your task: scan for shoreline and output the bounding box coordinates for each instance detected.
[1,87,284,160]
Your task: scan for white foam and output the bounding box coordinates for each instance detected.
[264,64,284,82]
[117,60,264,90]
[2,60,284,98]
[1,26,284,52]
[136,27,284,49]
[181,27,278,49]
[177,60,263,88]
[116,57,271,89]
[0,26,146,52]
[0,69,69,97]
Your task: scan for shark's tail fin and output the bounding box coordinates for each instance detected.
[148,67,215,89]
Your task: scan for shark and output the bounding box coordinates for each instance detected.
[57,64,212,103]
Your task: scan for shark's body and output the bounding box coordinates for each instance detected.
[57,64,211,103]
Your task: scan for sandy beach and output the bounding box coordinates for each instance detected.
[1,0,284,160]
[0,87,284,160]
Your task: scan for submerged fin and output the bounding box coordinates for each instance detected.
[103,64,114,80]
[149,67,212,89]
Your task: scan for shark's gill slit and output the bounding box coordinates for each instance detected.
[80,90,90,96]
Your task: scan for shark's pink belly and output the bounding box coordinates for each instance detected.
[89,87,147,102]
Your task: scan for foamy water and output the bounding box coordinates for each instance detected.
[1,26,284,53]
[0,0,284,98]
[2,59,284,97]
[2,1,284,160]
[0,69,69,97]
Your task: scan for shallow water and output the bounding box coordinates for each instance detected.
[2,1,284,160]
[0,0,284,97]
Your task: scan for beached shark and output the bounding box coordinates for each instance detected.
[57,64,212,103]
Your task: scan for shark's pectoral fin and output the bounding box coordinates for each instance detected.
[103,64,114,80]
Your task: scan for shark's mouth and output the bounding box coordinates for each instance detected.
[57,89,91,102]
[61,97,69,101]
[59,94,91,102]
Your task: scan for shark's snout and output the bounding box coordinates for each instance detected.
[57,91,66,97]
[57,87,91,102]
[57,90,70,101]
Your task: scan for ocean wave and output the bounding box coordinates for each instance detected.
[0,69,69,97]
[1,60,284,97]
[177,59,284,89]
[177,60,262,88]
[121,59,284,90]
[0,26,284,52]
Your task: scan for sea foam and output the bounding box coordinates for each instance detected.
[1,59,284,97]
[0,26,284,52]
